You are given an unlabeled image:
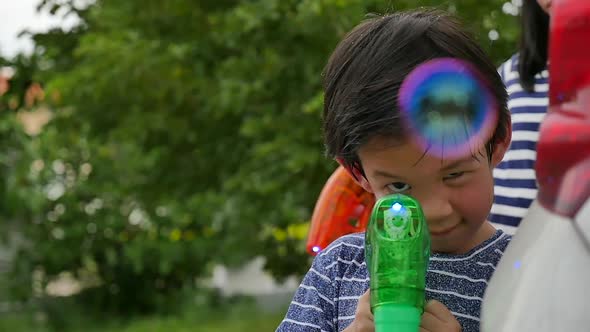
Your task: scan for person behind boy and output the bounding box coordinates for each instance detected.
[276,9,512,332]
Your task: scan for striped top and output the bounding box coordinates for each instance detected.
[489,54,548,234]
[277,230,511,332]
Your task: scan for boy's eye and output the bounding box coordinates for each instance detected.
[444,172,465,180]
[386,182,411,193]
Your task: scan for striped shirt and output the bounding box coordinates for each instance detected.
[490,54,548,234]
[277,230,511,332]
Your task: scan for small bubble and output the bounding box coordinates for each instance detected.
[129,208,144,225]
[46,182,66,201]
[156,206,169,217]
[92,198,104,209]
[55,204,66,215]
[52,228,65,240]
[84,204,96,215]
[47,211,58,222]
[52,160,66,175]
[31,159,45,172]
[488,30,499,41]
[80,163,93,176]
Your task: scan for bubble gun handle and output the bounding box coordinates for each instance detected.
[365,194,431,332]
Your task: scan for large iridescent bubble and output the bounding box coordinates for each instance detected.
[398,58,498,158]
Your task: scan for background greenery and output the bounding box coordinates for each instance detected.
[0,0,521,329]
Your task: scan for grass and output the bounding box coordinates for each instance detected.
[110,310,284,332]
[0,296,286,332]
[0,312,45,331]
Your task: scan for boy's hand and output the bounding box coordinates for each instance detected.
[344,292,461,332]
[420,300,462,332]
[343,290,374,332]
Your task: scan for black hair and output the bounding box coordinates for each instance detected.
[518,0,549,93]
[322,9,510,177]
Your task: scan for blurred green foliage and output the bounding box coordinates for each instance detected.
[0,0,520,314]
[0,293,284,331]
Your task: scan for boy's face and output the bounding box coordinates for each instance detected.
[357,135,508,254]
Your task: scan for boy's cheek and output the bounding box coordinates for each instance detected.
[457,182,494,221]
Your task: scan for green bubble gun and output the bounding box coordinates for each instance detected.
[365,194,431,332]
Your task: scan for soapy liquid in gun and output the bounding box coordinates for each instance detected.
[366,194,430,332]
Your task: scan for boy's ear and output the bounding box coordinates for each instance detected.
[490,122,512,167]
[336,158,374,193]
[356,175,374,194]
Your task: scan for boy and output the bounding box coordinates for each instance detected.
[277,9,512,332]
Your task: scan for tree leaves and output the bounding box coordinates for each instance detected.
[1,0,520,312]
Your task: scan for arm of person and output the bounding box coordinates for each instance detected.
[276,249,337,331]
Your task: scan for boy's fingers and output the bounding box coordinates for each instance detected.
[421,300,462,331]
[354,320,375,332]
[345,290,374,332]
[359,289,370,303]
[356,289,373,320]
[424,300,455,323]
[420,311,439,331]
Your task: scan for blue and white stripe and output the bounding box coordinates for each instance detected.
[490,54,548,233]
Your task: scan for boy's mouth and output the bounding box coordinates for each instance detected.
[429,224,459,236]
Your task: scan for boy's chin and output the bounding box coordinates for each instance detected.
[431,240,463,255]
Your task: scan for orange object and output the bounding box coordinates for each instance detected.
[306,166,375,255]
